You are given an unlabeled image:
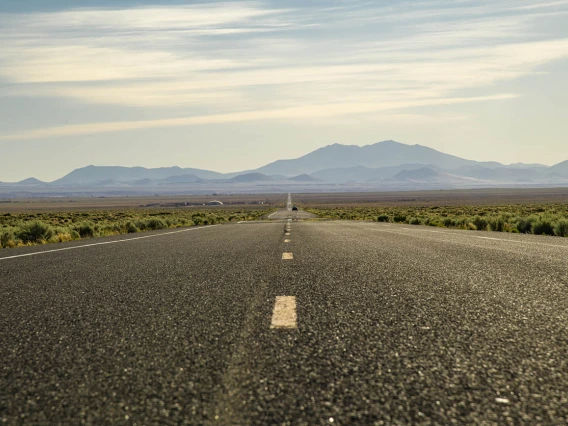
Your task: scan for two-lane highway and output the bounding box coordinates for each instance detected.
[2,206,568,424]
[268,195,316,220]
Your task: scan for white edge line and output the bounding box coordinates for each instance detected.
[0,225,220,261]
[372,224,568,249]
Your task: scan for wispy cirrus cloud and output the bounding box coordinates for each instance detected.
[0,0,567,140]
[0,94,518,141]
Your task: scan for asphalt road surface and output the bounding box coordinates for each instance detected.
[267,209,316,220]
[266,193,316,220]
[2,211,568,425]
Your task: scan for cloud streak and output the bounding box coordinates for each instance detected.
[0,94,518,141]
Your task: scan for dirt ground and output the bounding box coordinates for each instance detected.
[1,187,567,213]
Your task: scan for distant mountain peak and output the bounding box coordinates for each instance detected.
[289,173,319,182]
[253,139,485,176]
[375,139,401,145]
[18,177,45,185]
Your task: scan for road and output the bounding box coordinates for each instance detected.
[2,208,568,424]
[267,193,316,220]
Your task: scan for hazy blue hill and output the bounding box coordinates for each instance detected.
[312,164,437,183]
[230,172,274,183]
[160,174,203,184]
[391,167,442,181]
[288,174,319,182]
[386,167,479,184]
[452,165,547,182]
[252,143,358,176]
[131,178,155,186]
[53,165,224,185]
[18,177,46,185]
[362,141,479,170]
[549,160,568,177]
[312,166,376,183]
[254,140,487,176]
[100,179,120,185]
[507,163,549,169]
[367,164,441,182]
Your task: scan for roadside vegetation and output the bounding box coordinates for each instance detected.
[0,208,271,249]
[305,204,568,237]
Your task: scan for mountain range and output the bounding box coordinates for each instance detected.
[2,141,568,194]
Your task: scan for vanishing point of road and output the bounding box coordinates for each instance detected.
[2,196,568,425]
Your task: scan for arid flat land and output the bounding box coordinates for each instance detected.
[294,187,568,207]
[2,188,567,213]
[0,194,287,212]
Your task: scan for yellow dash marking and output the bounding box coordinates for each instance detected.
[285,232,290,236]
[270,296,297,329]
[284,239,291,243]
[282,252,293,260]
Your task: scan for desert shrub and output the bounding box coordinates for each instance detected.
[377,214,389,222]
[16,221,54,243]
[100,224,119,236]
[0,207,270,249]
[500,212,514,221]
[126,222,139,233]
[393,214,407,223]
[1,229,16,248]
[488,217,505,232]
[75,222,95,238]
[472,216,488,231]
[146,218,167,230]
[515,216,537,234]
[554,219,568,237]
[532,219,554,235]
[503,222,518,233]
[409,217,421,225]
[443,217,455,227]
[135,220,147,231]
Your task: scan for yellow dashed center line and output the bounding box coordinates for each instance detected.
[270,296,297,329]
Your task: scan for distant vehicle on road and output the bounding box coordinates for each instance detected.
[292,206,298,211]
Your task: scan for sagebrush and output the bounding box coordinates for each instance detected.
[0,208,270,249]
[306,204,568,237]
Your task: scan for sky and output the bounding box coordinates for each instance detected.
[1,0,567,182]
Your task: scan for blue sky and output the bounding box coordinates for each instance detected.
[1,0,567,181]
